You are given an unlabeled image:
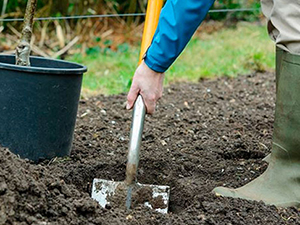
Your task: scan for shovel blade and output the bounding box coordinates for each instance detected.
[91,178,170,214]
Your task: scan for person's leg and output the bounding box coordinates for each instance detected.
[213,0,300,207]
[261,0,300,54]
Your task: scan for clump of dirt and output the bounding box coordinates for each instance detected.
[0,147,104,225]
[131,185,167,210]
[101,182,167,211]
[105,182,128,210]
[1,72,300,224]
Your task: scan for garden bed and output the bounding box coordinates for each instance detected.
[1,72,299,225]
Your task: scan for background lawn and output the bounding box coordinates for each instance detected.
[68,22,275,96]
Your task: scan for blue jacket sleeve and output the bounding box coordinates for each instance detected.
[144,0,215,73]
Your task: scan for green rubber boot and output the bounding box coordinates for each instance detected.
[213,49,300,207]
[263,48,284,163]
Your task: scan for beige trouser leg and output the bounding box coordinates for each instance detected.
[261,0,300,54]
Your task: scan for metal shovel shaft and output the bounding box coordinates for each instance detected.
[125,95,146,209]
[125,95,146,185]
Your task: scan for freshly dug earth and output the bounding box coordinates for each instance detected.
[1,72,300,225]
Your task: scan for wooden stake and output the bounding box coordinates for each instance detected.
[15,0,38,66]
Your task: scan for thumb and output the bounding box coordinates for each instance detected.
[126,83,140,110]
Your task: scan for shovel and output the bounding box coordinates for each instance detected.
[91,0,170,213]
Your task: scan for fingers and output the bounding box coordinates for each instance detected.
[142,93,157,114]
[127,90,157,114]
[126,83,139,110]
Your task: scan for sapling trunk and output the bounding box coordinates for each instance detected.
[15,0,37,66]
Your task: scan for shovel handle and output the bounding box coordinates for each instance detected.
[125,0,163,185]
[125,95,146,185]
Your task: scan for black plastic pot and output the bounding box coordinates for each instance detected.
[0,55,87,162]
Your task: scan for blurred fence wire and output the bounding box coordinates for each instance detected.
[0,8,260,22]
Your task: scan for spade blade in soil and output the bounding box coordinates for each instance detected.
[91,179,170,214]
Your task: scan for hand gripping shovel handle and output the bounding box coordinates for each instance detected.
[125,95,146,185]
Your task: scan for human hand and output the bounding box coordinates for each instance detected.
[126,61,165,114]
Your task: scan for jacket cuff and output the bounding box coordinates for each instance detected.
[144,54,167,73]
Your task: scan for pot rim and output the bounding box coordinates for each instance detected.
[0,54,87,75]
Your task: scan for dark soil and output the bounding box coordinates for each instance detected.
[1,72,300,225]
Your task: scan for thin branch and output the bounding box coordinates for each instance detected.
[0,0,8,32]
[1,0,8,17]
[15,0,38,66]
[51,36,79,59]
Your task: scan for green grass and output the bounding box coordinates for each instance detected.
[68,22,275,96]
[68,46,139,95]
